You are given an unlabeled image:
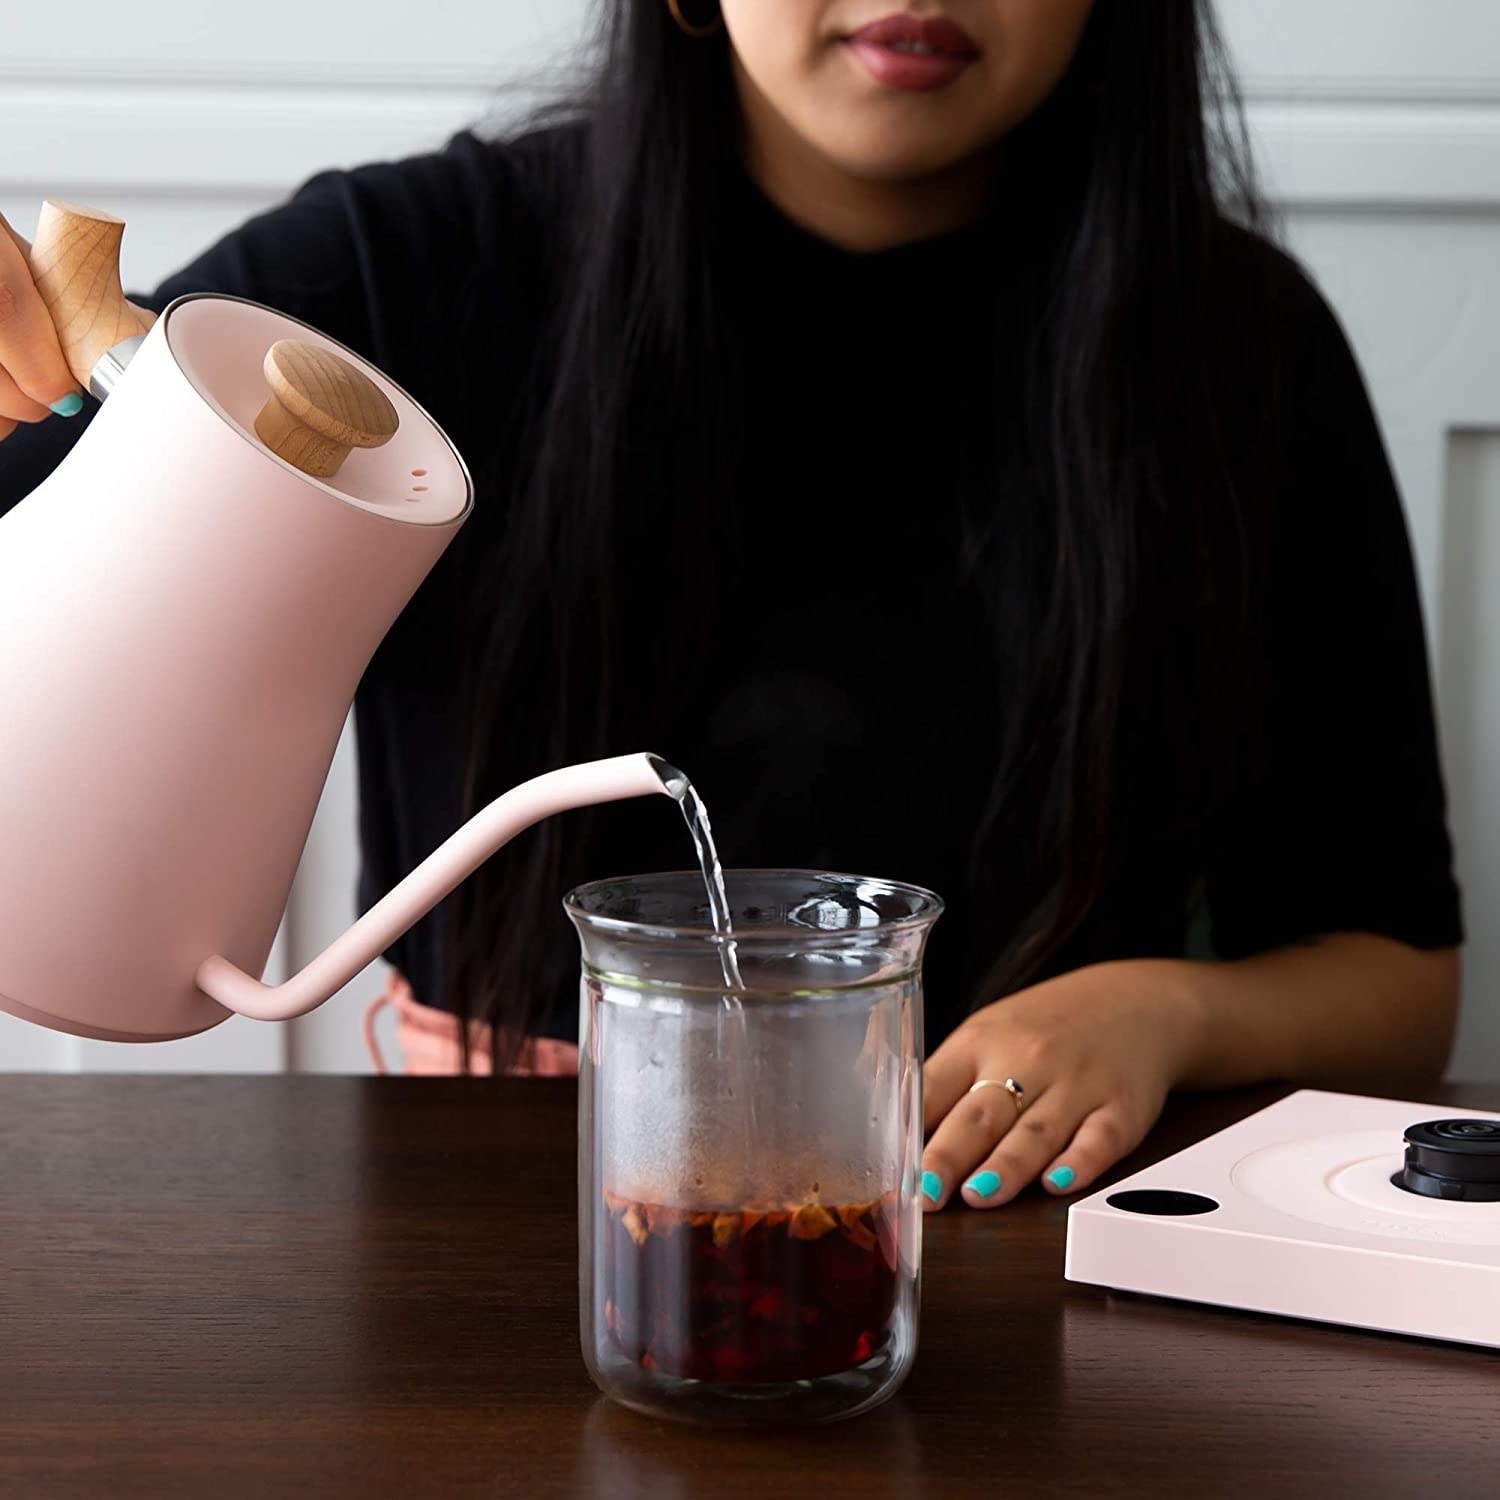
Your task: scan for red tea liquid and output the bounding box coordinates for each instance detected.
[600,1188,901,1383]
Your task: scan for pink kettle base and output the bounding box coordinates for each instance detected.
[1066,1089,1500,1351]
[0,986,214,1043]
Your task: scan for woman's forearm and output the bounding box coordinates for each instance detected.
[1146,935,1460,1091]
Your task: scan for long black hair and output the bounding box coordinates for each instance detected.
[444,0,1278,1062]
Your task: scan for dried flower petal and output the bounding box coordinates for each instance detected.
[749,1289,785,1321]
[622,1206,649,1247]
[649,1205,692,1236]
[841,1220,877,1252]
[837,1203,871,1231]
[789,1203,839,1240]
[874,1204,899,1273]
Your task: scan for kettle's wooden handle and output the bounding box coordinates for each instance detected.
[254,339,400,478]
[29,200,156,389]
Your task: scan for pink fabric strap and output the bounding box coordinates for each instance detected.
[362,970,580,1077]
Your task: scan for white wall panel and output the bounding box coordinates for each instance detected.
[2,1,1496,1073]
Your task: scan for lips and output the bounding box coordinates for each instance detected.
[845,12,981,92]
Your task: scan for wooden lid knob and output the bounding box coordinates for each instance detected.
[253,339,399,478]
[30,200,156,388]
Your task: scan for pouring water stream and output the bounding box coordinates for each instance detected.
[654,758,757,1172]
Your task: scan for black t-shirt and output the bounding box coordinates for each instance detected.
[0,128,1463,1044]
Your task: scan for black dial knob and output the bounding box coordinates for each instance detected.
[1394,1118,1500,1202]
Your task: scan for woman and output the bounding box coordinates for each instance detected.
[0,0,1462,1211]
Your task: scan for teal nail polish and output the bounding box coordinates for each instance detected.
[49,392,83,418]
[1046,1165,1075,1191]
[965,1169,1002,1198]
[919,1170,942,1204]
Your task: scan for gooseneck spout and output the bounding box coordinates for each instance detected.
[195,753,678,1024]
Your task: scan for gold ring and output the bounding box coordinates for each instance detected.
[970,1077,1026,1114]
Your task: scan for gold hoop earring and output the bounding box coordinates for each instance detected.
[666,0,724,40]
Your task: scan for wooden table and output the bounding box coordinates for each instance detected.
[3,1077,1497,1499]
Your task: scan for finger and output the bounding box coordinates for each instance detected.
[922,1037,976,1134]
[0,365,52,424]
[0,223,81,411]
[0,211,31,256]
[956,1093,1089,1208]
[920,1080,1038,1210]
[1039,1105,1147,1198]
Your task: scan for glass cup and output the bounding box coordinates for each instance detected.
[566,869,942,1425]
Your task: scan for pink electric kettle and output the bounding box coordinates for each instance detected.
[0,201,680,1044]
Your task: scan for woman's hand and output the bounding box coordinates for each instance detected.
[920,936,1459,1209]
[0,209,86,442]
[920,960,1203,1210]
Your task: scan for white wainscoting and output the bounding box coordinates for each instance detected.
[1,1,1496,1074]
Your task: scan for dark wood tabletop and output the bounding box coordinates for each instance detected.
[3,1075,1497,1499]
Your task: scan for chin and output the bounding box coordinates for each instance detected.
[821,132,992,186]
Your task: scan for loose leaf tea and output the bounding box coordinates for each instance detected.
[601,1187,900,1383]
